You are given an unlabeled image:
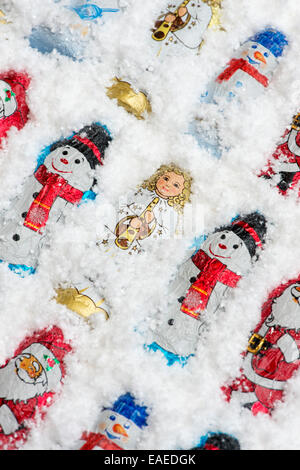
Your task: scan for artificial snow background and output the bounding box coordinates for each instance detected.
[1,0,300,450]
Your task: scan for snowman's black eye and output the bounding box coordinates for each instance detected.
[221,234,226,240]
[74,159,81,164]
[233,244,239,249]
[62,150,68,155]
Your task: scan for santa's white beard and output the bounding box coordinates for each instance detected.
[0,360,47,403]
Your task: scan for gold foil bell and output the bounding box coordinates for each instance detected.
[106,78,152,120]
[55,286,109,320]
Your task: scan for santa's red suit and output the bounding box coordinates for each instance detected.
[0,326,71,450]
[0,393,55,450]
[223,328,300,414]
[222,279,300,415]
[0,71,30,146]
[181,249,241,319]
[259,125,300,196]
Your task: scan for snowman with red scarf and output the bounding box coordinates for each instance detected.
[189,28,289,158]
[151,213,267,359]
[208,28,288,101]
[0,123,111,272]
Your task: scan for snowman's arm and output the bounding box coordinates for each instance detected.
[0,404,20,435]
[49,198,78,224]
[205,282,229,315]
[277,333,300,363]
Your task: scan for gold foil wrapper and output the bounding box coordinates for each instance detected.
[106,78,152,120]
[0,9,10,24]
[206,0,223,30]
[55,287,109,320]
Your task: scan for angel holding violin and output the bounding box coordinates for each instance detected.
[54,164,192,320]
[151,1,222,57]
[101,163,192,254]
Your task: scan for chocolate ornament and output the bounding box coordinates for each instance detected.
[0,123,112,274]
[55,284,109,320]
[79,393,149,450]
[149,213,268,361]
[0,326,71,450]
[0,71,30,147]
[151,0,223,59]
[222,276,300,416]
[189,28,289,158]
[259,112,300,196]
[106,78,152,120]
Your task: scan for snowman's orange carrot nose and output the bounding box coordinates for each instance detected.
[254,51,266,64]
[113,423,128,437]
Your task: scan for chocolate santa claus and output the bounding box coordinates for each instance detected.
[150,212,267,360]
[259,112,300,197]
[222,276,300,416]
[189,28,289,158]
[0,326,71,450]
[0,71,30,147]
[0,123,112,273]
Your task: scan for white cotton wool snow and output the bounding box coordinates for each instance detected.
[0,0,299,451]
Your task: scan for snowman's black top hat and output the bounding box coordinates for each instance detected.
[50,123,112,169]
[222,212,267,258]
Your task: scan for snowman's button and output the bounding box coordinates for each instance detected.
[168,319,174,326]
[190,277,197,283]
[12,234,20,241]
[178,296,185,304]
[21,212,27,218]
[33,192,39,199]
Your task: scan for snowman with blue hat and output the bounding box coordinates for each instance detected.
[190,28,289,157]
[79,393,149,450]
[209,28,289,101]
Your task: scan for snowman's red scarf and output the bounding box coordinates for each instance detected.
[24,164,84,233]
[181,250,241,319]
[216,58,269,88]
[80,431,123,451]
